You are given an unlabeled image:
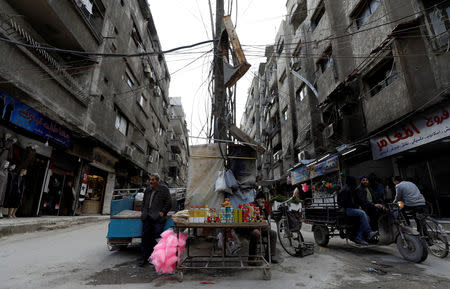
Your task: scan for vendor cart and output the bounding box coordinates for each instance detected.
[106,189,143,250]
[174,221,272,281]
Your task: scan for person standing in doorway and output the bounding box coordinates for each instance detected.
[139,173,171,267]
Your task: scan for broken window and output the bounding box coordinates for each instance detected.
[424,0,450,48]
[354,0,381,29]
[311,1,325,32]
[365,58,398,97]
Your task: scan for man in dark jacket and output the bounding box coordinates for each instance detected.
[139,173,172,267]
[356,176,383,230]
[338,176,377,246]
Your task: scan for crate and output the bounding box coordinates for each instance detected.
[133,201,143,211]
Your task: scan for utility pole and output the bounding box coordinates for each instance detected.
[213,0,227,142]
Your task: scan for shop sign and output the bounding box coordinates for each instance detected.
[291,166,310,185]
[92,147,118,171]
[0,91,71,147]
[370,103,450,160]
[309,154,339,179]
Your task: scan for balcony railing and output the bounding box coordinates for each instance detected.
[0,16,89,104]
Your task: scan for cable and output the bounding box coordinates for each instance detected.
[0,35,215,57]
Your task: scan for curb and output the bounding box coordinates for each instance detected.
[0,216,109,238]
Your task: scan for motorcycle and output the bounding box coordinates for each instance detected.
[304,198,428,263]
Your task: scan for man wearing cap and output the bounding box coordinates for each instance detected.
[248,190,279,265]
[356,175,383,230]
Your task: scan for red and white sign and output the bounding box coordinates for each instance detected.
[370,103,450,160]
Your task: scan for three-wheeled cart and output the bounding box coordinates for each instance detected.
[174,221,272,281]
[106,189,143,250]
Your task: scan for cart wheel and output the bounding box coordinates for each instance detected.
[177,271,183,282]
[263,268,271,280]
[313,225,330,247]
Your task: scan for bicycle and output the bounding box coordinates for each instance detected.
[402,204,449,258]
[271,197,311,257]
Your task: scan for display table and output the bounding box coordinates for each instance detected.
[174,221,272,281]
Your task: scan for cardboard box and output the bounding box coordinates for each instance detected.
[134,201,143,211]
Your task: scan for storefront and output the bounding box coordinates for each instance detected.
[290,154,342,198]
[77,147,118,215]
[0,90,71,217]
[369,100,450,218]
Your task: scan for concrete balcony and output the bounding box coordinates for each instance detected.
[169,137,183,154]
[0,15,89,104]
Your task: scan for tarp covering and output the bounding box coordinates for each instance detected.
[185,144,225,209]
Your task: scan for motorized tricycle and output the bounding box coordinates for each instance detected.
[304,196,428,263]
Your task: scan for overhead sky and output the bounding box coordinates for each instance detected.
[150,0,286,145]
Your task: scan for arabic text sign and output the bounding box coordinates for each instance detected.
[0,91,71,148]
[291,166,309,185]
[309,154,339,179]
[370,104,450,160]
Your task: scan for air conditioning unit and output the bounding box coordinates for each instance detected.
[124,145,134,157]
[323,123,335,139]
[290,58,301,71]
[298,150,308,161]
[147,155,154,163]
[154,86,162,97]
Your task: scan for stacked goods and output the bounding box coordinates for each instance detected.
[186,198,265,224]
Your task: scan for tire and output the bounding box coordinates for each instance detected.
[424,218,449,258]
[396,234,427,263]
[313,225,330,247]
[277,218,302,257]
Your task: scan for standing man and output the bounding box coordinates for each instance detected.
[139,173,172,267]
[357,175,383,230]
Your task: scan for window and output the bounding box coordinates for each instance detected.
[126,73,134,88]
[424,1,450,48]
[354,0,381,29]
[139,94,146,108]
[296,85,306,102]
[131,21,143,48]
[276,38,284,55]
[311,1,325,32]
[365,58,398,97]
[293,40,302,58]
[317,47,333,73]
[279,69,287,84]
[283,107,288,121]
[115,110,128,135]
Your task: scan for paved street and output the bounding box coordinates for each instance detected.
[1,221,449,289]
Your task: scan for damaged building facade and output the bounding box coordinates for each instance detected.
[241,0,450,217]
[0,0,188,216]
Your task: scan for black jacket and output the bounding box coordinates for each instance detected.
[337,184,360,209]
[356,185,379,211]
[141,184,172,223]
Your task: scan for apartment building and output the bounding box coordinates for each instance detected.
[241,0,450,217]
[0,0,188,216]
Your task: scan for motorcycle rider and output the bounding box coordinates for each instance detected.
[338,176,378,246]
[392,176,427,235]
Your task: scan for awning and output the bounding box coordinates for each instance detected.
[229,125,266,154]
